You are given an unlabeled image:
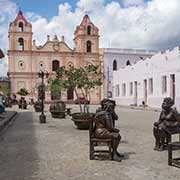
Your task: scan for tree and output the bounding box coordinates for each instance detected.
[48,66,66,100]
[0,84,10,96]
[51,65,102,113]
[17,88,29,96]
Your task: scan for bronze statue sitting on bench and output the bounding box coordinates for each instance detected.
[93,99,122,161]
[153,97,180,151]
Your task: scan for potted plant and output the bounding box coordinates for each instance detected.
[48,67,67,118]
[63,65,102,129]
[17,88,29,109]
[0,85,12,107]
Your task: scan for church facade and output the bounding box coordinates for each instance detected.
[8,10,101,103]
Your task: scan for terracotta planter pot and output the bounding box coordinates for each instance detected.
[71,112,95,130]
[50,101,66,119]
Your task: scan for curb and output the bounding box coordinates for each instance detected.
[118,105,161,112]
[0,111,18,132]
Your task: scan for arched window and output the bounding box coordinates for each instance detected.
[126,60,131,66]
[52,60,59,71]
[18,38,24,50]
[18,22,24,32]
[87,41,92,53]
[113,59,117,71]
[87,25,91,35]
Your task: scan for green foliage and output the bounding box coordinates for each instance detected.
[0,84,10,96]
[17,88,29,96]
[61,65,102,91]
[48,67,67,100]
[49,64,102,113]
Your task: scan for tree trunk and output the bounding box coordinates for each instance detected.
[74,88,83,113]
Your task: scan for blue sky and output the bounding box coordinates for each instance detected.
[11,0,151,19]
[12,0,78,19]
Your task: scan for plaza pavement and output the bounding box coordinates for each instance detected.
[0,110,17,132]
[0,104,180,180]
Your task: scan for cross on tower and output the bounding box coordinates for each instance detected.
[16,0,21,11]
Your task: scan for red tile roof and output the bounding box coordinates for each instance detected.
[13,10,28,25]
[80,14,98,31]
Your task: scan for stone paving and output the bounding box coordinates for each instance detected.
[0,110,17,132]
[0,104,180,180]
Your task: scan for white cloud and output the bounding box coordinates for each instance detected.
[123,0,145,7]
[30,0,180,50]
[1,0,180,76]
[0,0,17,76]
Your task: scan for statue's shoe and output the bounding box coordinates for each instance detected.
[113,153,122,162]
[154,147,164,151]
[116,151,124,158]
[153,146,159,151]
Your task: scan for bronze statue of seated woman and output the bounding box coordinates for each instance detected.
[94,100,123,161]
[153,97,180,151]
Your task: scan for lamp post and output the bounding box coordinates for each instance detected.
[38,70,49,123]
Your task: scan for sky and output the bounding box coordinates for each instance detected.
[0,0,180,76]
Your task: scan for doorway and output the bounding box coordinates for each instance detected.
[143,79,147,105]
[134,81,138,105]
[67,87,74,100]
[170,74,175,102]
[51,91,61,100]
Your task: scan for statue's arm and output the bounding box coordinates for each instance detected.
[112,112,118,121]
[104,113,115,131]
[154,111,163,126]
[105,113,120,132]
[172,107,180,122]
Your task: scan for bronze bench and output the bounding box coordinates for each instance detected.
[89,118,113,160]
[168,141,180,167]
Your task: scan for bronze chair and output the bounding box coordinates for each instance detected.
[165,131,180,146]
[89,118,113,160]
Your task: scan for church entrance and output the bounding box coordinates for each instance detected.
[67,88,74,100]
[51,91,61,100]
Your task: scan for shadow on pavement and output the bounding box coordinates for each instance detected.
[0,111,39,180]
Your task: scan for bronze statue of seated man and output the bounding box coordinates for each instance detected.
[153,97,180,151]
[94,100,122,161]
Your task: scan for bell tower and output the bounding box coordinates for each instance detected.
[9,10,32,51]
[74,15,99,53]
[8,10,33,95]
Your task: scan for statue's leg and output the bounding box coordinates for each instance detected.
[153,126,161,150]
[111,133,122,161]
[112,133,121,151]
[98,131,122,161]
[158,128,166,151]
